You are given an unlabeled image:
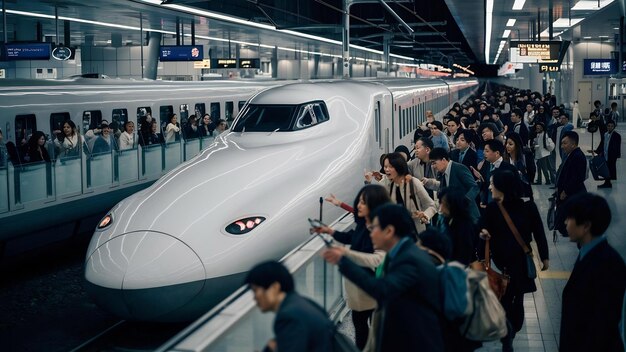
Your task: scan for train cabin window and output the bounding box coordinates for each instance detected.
[50,112,70,137]
[112,109,128,133]
[15,114,37,145]
[238,101,246,110]
[179,104,189,125]
[232,101,328,132]
[225,101,234,122]
[82,110,103,134]
[160,105,174,129]
[210,103,220,119]
[195,103,206,118]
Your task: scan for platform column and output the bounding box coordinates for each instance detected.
[145,32,161,80]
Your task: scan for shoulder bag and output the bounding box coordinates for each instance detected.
[497,202,537,280]
[470,237,510,300]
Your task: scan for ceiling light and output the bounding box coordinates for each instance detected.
[503,30,511,38]
[506,19,517,27]
[583,36,592,39]
[572,0,614,11]
[599,35,609,38]
[552,18,584,27]
[512,0,526,10]
[485,0,494,63]
[614,27,620,30]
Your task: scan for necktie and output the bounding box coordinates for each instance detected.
[439,173,447,188]
[490,163,495,172]
[459,150,466,163]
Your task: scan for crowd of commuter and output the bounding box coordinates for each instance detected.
[247,85,625,352]
[0,111,227,167]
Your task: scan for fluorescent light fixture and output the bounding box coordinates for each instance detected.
[599,35,609,38]
[572,0,614,11]
[583,36,592,39]
[540,28,565,37]
[485,0,494,63]
[507,19,517,26]
[503,30,511,38]
[512,0,526,10]
[614,27,620,30]
[552,18,584,27]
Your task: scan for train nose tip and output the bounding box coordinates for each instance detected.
[85,231,206,321]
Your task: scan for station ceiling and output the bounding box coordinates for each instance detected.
[1,0,625,75]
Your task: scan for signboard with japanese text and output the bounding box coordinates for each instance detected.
[159,45,204,61]
[583,59,618,75]
[211,58,237,68]
[539,64,560,73]
[239,58,260,68]
[509,41,562,63]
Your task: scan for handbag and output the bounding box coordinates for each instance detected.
[589,154,610,180]
[470,238,509,300]
[497,202,537,280]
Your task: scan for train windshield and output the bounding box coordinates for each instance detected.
[232,101,328,132]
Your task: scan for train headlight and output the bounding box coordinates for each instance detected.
[98,214,113,229]
[225,216,266,235]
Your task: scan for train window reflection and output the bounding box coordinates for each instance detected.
[50,112,70,138]
[82,110,102,134]
[195,103,205,118]
[15,114,37,146]
[232,105,296,132]
[210,103,220,120]
[225,102,234,122]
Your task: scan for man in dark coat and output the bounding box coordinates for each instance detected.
[245,261,334,352]
[473,139,519,207]
[560,193,626,352]
[323,204,444,352]
[595,120,621,188]
[450,129,478,171]
[556,131,587,203]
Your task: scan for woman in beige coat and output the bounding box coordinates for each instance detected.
[314,185,390,349]
[366,152,437,234]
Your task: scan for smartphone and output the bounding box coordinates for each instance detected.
[308,218,327,228]
[313,232,333,247]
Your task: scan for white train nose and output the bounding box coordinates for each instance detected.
[85,231,206,320]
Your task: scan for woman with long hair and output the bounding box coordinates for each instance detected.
[313,184,391,349]
[479,170,549,352]
[164,114,180,143]
[27,131,50,163]
[505,132,533,198]
[53,120,84,157]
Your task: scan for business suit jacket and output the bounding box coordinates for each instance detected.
[424,161,480,224]
[477,160,519,205]
[560,239,626,352]
[556,147,587,199]
[450,147,478,171]
[595,131,622,180]
[273,292,335,352]
[339,239,444,352]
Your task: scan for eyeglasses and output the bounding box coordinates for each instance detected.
[366,223,381,232]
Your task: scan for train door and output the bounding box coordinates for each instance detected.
[378,92,393,154]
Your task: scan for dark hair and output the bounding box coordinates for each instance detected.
[491,169,521,200]
[607,120,616,127]
[417,136,434,150]
[505,132,524,161]
[419,228,452,260]
[244,261,294,293]
[354,184,391,223]
[564,192,611,237]
[371,203,416,239]
[438,188,470,221]
[430,120,444,131]
[169,114,177,123]
[384,152,409,176]
[394,145,411,160]
[511,108,523,118]
[63,120,77,136]
[611,102,618,108]
[447,117,460,126]
[484,138,505,155]
[480,122,499,135]
[28,131,46,150]
[429,147,450,161]
[561,130,579,145]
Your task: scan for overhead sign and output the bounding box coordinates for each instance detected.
[193,59,211,69]
[2,43,51,61]
[498,61,523,76]
[583,59,617,75]
[509,41,561,63]
[239,58,260,68]
[159,45,203,61]
[539,64,560,73]
[52,46,72,61]
[211,58,237,68]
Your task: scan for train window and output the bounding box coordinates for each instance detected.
[137,107,152,120]
[225,102,234,122]
[179,104,189,125]
[50,112,70,137]
[238,101,246,110]
[294,102,329,130]
[112,109,128,133]
[195,103,206,118]
[210,103,220,119]
[232,101,328,132]
[15,114,36,144]
[82,110,102,134]
[375,101,381,146]
[160,105,174,126]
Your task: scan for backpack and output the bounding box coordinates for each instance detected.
[438,261,472,320]
[459,269,508,341]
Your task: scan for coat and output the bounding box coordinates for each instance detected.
[560,239,626,352]
[423,161,480,224]
[272,292,335,352]
[450,147,478,171]
[556,147,587,200]
[479,199,549,294]
[596,131,622,180]
[339,239,444,352]
[377,176,437,234]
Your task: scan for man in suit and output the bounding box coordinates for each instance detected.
[323,204,444,352]
[408,137,436,198]
[510,108,529,146]
[556,112,574,164]
[556,131,587,203]
[423,147,480,224]
[450,129,478,171]
[560,193,626,352]
[595,120,621,188]
[472,139,519,207]
[245,261,334,352]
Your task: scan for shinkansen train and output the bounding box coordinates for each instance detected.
[78,77,479,321]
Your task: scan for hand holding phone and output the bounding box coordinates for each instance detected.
[308,218,327,228]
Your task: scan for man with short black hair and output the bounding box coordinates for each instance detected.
[510,108,529,145]
[556,131,587,204]
[245,261,335,352]
[595,120,621,188]
[560,193,626,352]
[473,139,518,206]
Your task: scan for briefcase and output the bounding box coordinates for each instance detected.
[589,155,610,180]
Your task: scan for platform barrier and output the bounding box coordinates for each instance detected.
[157,213,354,352]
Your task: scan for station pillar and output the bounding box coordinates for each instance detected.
[145,32,161,80]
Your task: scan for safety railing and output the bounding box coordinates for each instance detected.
[156,213,355,352]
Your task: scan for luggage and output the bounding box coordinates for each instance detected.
[589,155,610,180]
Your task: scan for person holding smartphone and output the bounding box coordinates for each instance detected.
[311,184,391,350]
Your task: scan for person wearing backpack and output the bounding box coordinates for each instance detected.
[478,170,550,352]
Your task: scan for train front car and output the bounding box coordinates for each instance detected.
[84,81,385,322]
